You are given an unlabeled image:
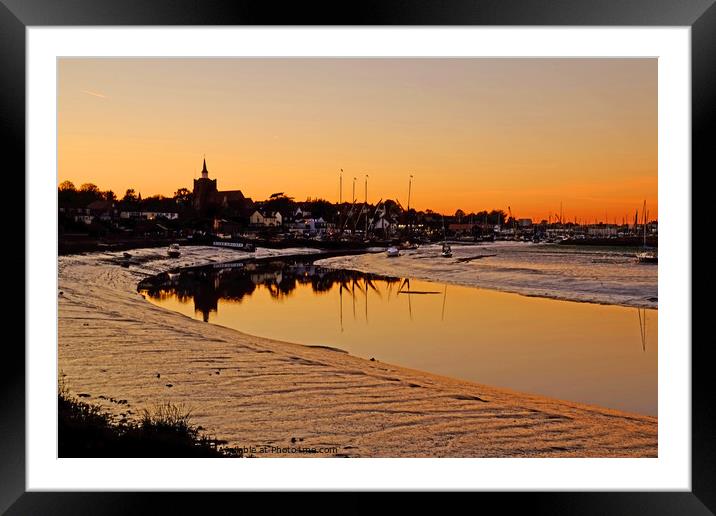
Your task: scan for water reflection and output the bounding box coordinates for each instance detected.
[637,307,648,352]
[140,258,658,415]
[142,261,403,323]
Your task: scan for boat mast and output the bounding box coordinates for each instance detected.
[338,169,343,235]
[364,174,369,238]
[407,174,413,239]
[643,200,647,248]
[350,177,357,234]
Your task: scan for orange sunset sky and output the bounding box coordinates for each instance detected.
[58,58,657,222]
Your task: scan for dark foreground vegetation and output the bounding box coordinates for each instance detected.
[59,387,242,458]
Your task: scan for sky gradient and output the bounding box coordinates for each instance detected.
[58,58,657,222]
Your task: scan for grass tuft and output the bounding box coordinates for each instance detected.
[58,381,242,458]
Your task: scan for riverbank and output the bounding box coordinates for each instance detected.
[59,234,383,256]
[58,246,657,457]
[316,241,658,309]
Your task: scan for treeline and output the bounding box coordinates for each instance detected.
[58,180,509,225]
[58,181,192,213]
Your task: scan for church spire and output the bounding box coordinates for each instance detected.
[201,156,209,179]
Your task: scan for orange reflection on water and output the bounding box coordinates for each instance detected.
[146,276,657,416]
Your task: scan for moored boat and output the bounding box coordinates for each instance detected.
[398,241,419,250]
[636,200,657,264]
[212,240,256,252]
[386,246,401,257]
[167,243,181,258]
[440,215,452,257]
[636,250,658,263]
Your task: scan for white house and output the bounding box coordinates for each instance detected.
[250,210,282,227]
[517,218,533,228]
[293,207,313,218]
[587,225,619,237]
[120,211,178,220]
[74,214,94,225]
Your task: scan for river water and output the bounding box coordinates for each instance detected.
[140,246,657,416]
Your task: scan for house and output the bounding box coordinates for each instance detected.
[119,211,179,220]
[294,207,308,219]
[289,216,329,233]
[133,219,172,237]
[87,200,116,222]
[249,210,282,227]
[74,212,94,225]
[212,218,243,236]
[518,218,533,228]
[587,225,619,237]
[448,223,476,232]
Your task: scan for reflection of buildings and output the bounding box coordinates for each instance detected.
[193,280,220,322]
[141,261,400,322]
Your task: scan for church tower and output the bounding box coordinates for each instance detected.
[193,157,217,214]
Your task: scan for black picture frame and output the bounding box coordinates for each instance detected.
[3,0,709,512]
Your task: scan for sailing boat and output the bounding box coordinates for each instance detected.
[441,215,452,257]
[636,200,657,263]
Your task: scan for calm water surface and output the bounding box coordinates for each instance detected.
[140,258,657,416]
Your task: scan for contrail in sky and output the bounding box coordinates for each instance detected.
[81,90,108,99]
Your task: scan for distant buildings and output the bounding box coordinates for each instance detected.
[120,211,179,220]
[62,204,180,225]
[517,218,533,228]
[448,222,476,232]
[86,200,116,221]
[192,158,252,216]
[586,225,619,237]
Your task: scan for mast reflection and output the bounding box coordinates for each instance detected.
[139,260,401,323]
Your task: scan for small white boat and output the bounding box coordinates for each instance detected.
[636,250,657,263]
[386,246,401,258]
[167,243,181,258]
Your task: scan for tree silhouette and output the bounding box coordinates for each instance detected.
[79,183,100,194]
[174,188,192,205]
[264,194,295,217]
[122,189,138,203]
[59,180,75,191]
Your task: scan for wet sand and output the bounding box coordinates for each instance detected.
[316,242,658,308]
[58,247,657,457]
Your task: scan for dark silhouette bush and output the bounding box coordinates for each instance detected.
[58,387,242,458]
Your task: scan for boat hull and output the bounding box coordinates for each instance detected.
[636,251,658,264]
[211,241,256,252]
